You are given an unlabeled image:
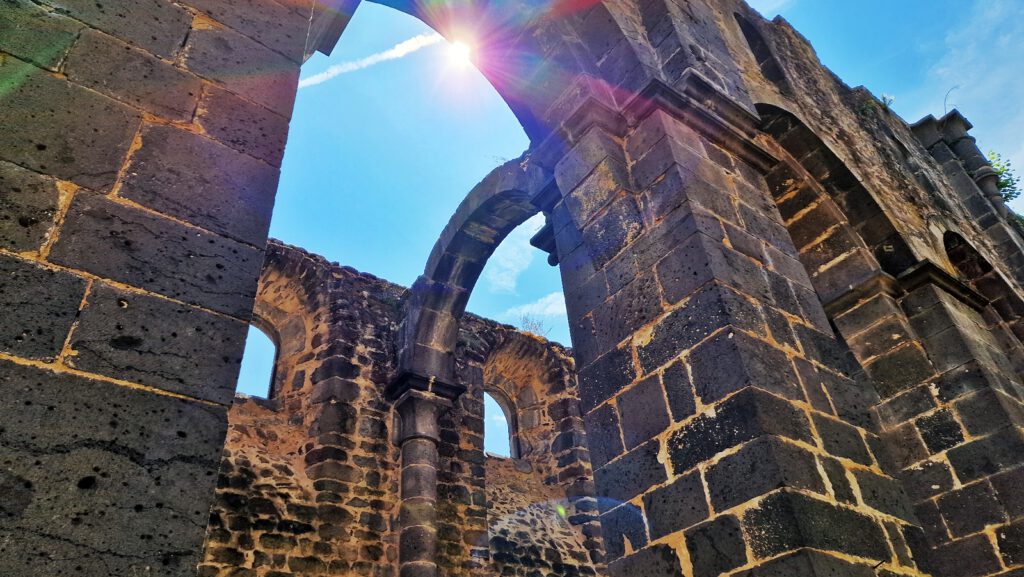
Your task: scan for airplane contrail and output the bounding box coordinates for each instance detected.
[299,32,444,89]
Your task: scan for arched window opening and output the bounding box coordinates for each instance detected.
[484,390,517,458]
[235,325,278,399]
[945,232,994,280]
[944,231,1024,366]
[466,213,572,346]
[735,13,789,89]
[945,232,1024,327]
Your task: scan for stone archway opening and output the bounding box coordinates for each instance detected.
[483,389,517,458]
[236,324,279,399]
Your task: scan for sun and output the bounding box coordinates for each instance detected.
[448,40,474,67]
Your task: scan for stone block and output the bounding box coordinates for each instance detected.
[554,127,627,198]
[685,515,748,577]
[915,500,950,546]
[0,360,226,576]
[578,345,635,413]
[820,457,856,504]
[0,253,86,360]
[997,521,1024,567]
[563,157,630,229]
[876,384,938,428]
[120,123,279,246]
[900,459,956,502]
[0,160,60,251]
[617,374,670,450]
[879,422,929,470]
[792,358,837,414]
[846,316,913,360]
[591,270,663,350]
[956,389,1024,436]
[833,293,902,337]
[0,0,81,69]
[813,413,872,465]
[197,85,290,166]
[937,481,1007,537]
[41,0,191,57]
[184,26,300,118]
[705,436,825,511]
[851,469,916,522]
[607,543,685,577]
[934,360,1002,402]
[689,330,801,405]
[864,343,936,399]
[667,388,813,474]
[642,471,709,540]
[991,466,1024,518]
[600,503,647,561]
[581,194,643,268]
[918,534,1002,577]
[180,0,309,62]
[68,283,247,404]
[916,409,965,454]
[0,59,141,191]
[655,230,770,305]
[948,426,1024,492]
[743,490,889,561]
[65,29,201,121]
[594,439,666,505]
[638,283,764,374]
[662,359,697,421]
[732,549,876,577]
[49,193,263,318]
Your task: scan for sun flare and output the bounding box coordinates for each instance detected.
[448,40,474,67]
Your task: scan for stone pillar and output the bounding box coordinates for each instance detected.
[545,75,919,577]
[395,389,454,577]
[913,113,1024,281]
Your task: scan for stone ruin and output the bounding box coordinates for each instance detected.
[2,1,1024,577]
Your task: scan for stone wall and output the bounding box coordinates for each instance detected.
[486,456,597,577]
[4,1,1024,577]
[196,241,600,577]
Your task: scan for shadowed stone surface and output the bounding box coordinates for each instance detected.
[69,283,247,404]
[120,123,280,246]
[0,359,227,576]
[0,59,141,191]
[0,253,86,360]
[0,160,61,252]
[49,193,263,318]
[65,29,202,121]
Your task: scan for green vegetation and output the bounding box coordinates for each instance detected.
[988,151,1021,203]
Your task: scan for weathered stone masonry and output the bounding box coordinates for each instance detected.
[196,241,601,577]
[3,1,1024,577]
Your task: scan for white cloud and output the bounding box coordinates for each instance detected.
[482,214,546,293]
[898,0,1024,211]
[299,33,443,89]
[746,0,793,16]
[503,292,567,319]
[490,414,508,424]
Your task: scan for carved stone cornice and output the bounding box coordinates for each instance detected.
[623,72,779,173]
[897,260,988,312]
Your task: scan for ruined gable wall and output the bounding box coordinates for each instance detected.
[198,241,601,577]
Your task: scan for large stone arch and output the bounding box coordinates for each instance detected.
[391,156,551,396]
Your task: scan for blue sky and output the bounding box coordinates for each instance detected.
[237,0,1024,454]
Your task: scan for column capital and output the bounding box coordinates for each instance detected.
[394,389,454,445]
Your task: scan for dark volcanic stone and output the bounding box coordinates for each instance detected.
[0,253,86,360]
[69,283,247,404]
